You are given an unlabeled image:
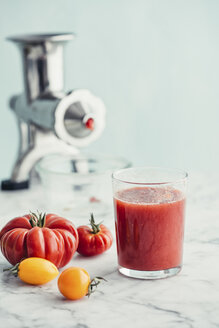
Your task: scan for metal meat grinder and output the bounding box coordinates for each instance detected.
[1,33,106,190]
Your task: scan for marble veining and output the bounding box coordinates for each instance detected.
[0,170,219,328]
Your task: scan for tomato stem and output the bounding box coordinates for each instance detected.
[89,213,102,234]
[3,262,20,277]
[29,212,46,228]
[87,277,107,297]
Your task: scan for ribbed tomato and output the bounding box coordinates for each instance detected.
[77,214,113,256]
[0,213,78,268]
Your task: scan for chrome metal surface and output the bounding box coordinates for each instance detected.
[8,33,74,43]
[55,89,106,147]
[10,89,106,146]
[11,125,79,182]
[10,94,59,129]
[5,33,106,186]
[8,33,74,102]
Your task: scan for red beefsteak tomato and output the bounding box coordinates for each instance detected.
[77,214,113,256]
[0,213,78,268]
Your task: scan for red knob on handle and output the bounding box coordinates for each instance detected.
[85,117,94,130]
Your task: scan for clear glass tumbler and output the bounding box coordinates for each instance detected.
[112,167,188,279]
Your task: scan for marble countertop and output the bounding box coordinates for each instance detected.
[0,171,219,328]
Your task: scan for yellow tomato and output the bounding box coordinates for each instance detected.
[18,257,59,285]
[58,267,91,300]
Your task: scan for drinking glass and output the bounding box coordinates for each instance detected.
[112,167,188,279]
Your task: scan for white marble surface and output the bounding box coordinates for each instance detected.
[0,171,219,328]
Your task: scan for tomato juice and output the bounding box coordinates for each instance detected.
[114,187,185,271]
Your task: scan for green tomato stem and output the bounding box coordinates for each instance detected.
[29,212,46,228]
[3,262,20,277]
[89,213,103,234]
[87,277,107,297]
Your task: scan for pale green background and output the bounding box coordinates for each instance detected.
[0,0,218,179]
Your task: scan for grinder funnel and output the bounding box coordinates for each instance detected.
[8,33,74,101]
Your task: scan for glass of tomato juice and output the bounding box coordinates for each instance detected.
[112,167,188,279]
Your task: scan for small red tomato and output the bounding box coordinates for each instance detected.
[77,214,113,256]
